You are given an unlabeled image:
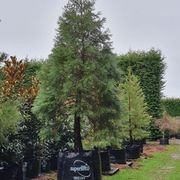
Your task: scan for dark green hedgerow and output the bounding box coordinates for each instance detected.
[117,49,166,139]
[162,98,180,117]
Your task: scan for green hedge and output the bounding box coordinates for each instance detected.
[117,49,166,139]
[117,49,165,118]
[162,98,180,117]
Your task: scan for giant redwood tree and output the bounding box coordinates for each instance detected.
[33,0,119,151]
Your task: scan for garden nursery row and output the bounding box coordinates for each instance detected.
[0,0,180,180]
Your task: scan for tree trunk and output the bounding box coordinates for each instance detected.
[74,112,83,151]
[128,89,133,146]
[162,131,165,139]
[129,125,133,146]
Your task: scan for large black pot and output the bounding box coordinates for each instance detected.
[160,138,169,145]
[26,159,40,178]
[126,145,141,159]
[41,156,58,172]
[175,134,180,139]
[100,151,111,171]
[0,162,21,180]
[58,149,102,180]
[133,140,144,153]
[41,159,50,173]
[142,138,146,145]
[49,156,58,171]
[108,148,126,164]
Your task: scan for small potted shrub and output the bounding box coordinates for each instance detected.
[118,69,151,159]
[155,112,179,145]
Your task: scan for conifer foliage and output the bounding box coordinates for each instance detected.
[119,68,151,144]
[33,0,119,151]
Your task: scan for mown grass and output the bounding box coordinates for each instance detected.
[103,144,180,180]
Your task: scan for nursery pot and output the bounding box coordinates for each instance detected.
[41,159,51,173]
[26,158,40,178]
[175,133,180,139]
[108,148,126,164]
[0,162,20,180]
[58,148,102,180]
[49,156,58,171]
[133,140,144,153]
[142,138,146,144]
[160,138,169,145]
[100,151,111,171]
[125,145,141,159]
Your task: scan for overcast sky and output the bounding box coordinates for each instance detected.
[0,0,180,98]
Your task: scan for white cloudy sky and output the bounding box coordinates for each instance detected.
[0,0,180,98]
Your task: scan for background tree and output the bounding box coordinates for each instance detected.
[0,56,25,144]
[162,98,180,117]
[33,0,119,151]
[117,49,165,139]
[155,112,180,138]
[119,68,151,145]
[0,56,41,177]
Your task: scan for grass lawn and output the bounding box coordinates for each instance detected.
[103,144,180,180]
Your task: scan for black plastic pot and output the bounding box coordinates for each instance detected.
[160,138,169,145]
[41,159,50,173]
[58,149,102,180]
[125,145,141,159]
[0,163,20,180]
[175,134,180,139]
[49,156,58,171]
[133,140,144,153]
[108,148,126,164]
[26,159,40,178]
[100,151,111,171]
[142,138,146,144]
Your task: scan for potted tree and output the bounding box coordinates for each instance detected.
[155,112,179,145]
[83,128,122,173]
[33,0,119,179]
[118,68,151,159]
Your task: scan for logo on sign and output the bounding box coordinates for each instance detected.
[70,160,91,178]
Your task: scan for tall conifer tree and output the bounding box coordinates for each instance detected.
[33,0,119,151]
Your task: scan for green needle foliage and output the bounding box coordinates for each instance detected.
[0,101,20,144]
[119,68,151,144]
[33,0,119,151]
[117,49,165,139]
[118,49,165,118]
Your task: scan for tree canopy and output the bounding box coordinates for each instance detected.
[33,0,120,150]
